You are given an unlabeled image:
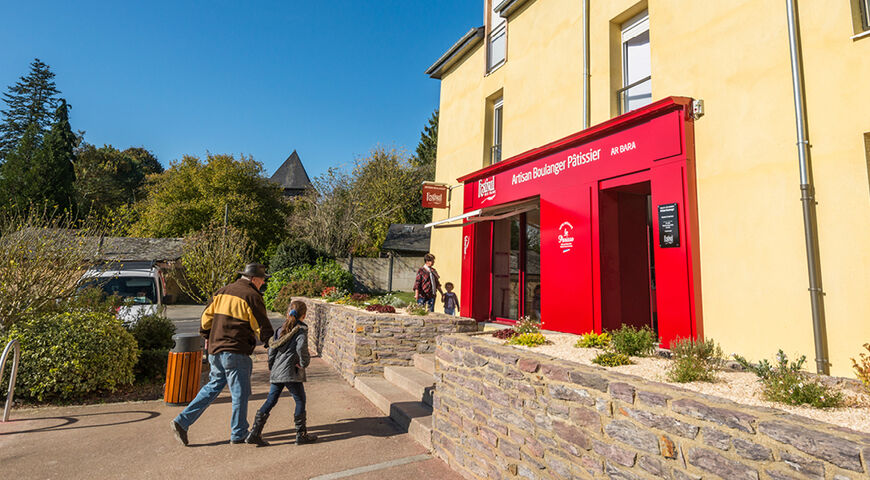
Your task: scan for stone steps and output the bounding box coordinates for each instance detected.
[354,354,437,450]
[384,365,436,406]
[413,353,436,375]
[354,376,433,450]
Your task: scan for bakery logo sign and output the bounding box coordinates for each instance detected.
[557,221,574,253]
[477,176,496,203]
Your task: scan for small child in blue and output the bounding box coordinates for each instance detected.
[442,282,460,315]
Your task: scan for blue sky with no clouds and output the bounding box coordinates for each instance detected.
[0,1,481,179]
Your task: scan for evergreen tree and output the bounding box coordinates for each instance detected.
[411,109,438,176]
[0,123,42,208]
[0,59,61,160]
[36,100,77,210]
[0,101,77,211]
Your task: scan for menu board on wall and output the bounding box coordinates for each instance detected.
[658,203,680,248]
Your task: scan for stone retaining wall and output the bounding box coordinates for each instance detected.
[433,334,870,480]
[299,298,477,384]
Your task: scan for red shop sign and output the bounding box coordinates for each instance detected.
[422,184,448,208]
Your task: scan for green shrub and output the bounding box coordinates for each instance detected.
[269,238,330,272]
[735,350,843,408]
[592,352,632,367]
[135,348,170,381]
[299,259,354,292]
[125,314,176,382]
[667,337,724,383]
[405,302,429,316]
[507,332,548,347]
[127,314,175,351]
[733,353,775,379]
[373,293,407,308]
[273,285,294,314]
[1,311,138,401]
[610,325,659,357]
[273,278,326,313]
[576,332,611,349]
[515,316,541,335]
[263,268,294,310]
[263,259,354,311]
[851,343,870,394]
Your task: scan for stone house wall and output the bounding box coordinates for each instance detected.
[299,298,477,384]
[433,334,870,480]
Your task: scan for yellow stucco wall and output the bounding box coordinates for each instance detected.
[430,0,870,376]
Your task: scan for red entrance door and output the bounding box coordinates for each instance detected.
[598,173,655,333]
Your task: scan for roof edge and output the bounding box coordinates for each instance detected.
[425,27,485,80]
[494,0,532,18]
[457,96,694,183]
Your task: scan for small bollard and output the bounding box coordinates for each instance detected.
[164,333,204,406]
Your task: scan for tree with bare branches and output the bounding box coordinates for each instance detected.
[170,222,253,303]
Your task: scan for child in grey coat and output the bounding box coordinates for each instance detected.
[246,300,317,446]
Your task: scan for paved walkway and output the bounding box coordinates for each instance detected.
[0,353,460,480]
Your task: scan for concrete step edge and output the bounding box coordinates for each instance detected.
[413,353,436,375]
[384,366,435,406]
[354,376,433,450]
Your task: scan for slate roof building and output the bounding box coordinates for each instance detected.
[270,150,314,197]
[381,224,432,257]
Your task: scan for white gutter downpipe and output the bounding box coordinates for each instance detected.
[785,0,829,374]
[582,0,590,129]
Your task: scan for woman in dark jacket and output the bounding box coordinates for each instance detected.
[246,300,317,446]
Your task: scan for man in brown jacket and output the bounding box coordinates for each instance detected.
[170,263,275,446]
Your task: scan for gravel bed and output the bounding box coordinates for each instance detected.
[480,331,870,434]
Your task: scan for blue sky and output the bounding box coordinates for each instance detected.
[0,1,481,179]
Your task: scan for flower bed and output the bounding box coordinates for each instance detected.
[433,333,870,480]
[480,331,870,434]
[297,297,477,383]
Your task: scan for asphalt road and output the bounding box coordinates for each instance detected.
[166,304,285,338]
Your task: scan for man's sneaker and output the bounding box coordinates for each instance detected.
[170,420,188,446]
[230,438,246,444]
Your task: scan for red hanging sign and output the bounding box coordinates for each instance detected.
[422,184,448,208]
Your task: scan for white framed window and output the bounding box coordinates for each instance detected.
[491,98,504,164]
[860,0,870,31]
[488,2,507,71]
[618,11,651,113]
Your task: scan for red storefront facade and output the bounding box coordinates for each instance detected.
[455,97,702,347]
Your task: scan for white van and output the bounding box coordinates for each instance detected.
[78,261,168,324]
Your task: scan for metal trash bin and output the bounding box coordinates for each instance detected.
[164,333,204,406]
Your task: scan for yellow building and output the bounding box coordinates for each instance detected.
[425,0,870,377]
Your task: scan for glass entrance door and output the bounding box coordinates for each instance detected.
[491,205,541,323]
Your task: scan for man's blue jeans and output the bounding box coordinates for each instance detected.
[258,382,306,418]
[417,296,435,312]
[173,351,253,442]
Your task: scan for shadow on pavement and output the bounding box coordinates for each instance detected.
[1,410,160,435]
[260,415,400,446]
